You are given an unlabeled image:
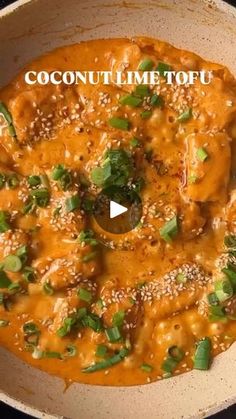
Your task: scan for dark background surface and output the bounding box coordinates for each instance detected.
[1,0,236,417]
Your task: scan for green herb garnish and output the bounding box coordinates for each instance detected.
[140,363,153,373]
[96,344,108,358]
[0,211,10,233]
[177,108,192,123]
[105,326,122,343]
[65,194,81,212]
[82,348,129,373]
[30,188,50,208]
[138,59,154,71]
[156,62,171,77]
[2,255,22,273]
[196,147,208,162]
[91,149,133,188]
[193,337,211,370]
[0,102,16,137]
[108,117,130,131]
[112,310,125,328]
[159,215,179,243]
[119,95,142,107]
[78,287,92,303]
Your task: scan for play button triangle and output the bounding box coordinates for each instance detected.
[110,200,128,219]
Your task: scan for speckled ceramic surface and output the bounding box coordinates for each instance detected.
[1,1,236,418]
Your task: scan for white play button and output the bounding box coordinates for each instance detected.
[110,200,128,219]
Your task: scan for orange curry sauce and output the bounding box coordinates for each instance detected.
[0,37,236,386]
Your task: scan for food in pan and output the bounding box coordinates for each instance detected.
[0,37,236,386]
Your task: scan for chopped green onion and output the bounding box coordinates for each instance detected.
[176,273,187,283]
[222,265,236,291]
[162,357,178,373]
[23,322,40,336]
[112,310,125,328]
[51,164,66,180]
[214,279,233,302]
[60,172,72,191]
[138,58,154,71]
[0,319,9,327]
[43,281,54,295]
[79,230,98,246]
[91,166,110,187]
[96,344,108,357]
[7,174,19,189]
[65,194,81,212]
[159,215,179,243]
[0,211,10,233]
[140,110,152,119]
[209,305,227,322]
[193,337,211,370]
[224,235,236,248]
[0,102,16,137]
[22,199,36,215]
[162,346,184,373]
[28,175,41,187]
[130,137,140,148]
[32,347,44,359]
[16,245,28,264]
[105,326,121,343]
[2,255,22,272]
[8,282,21,293]
[30,188,50,208]
[0,102,12,124]
[207,292,219,306]
[51,165,72,191]
[134,85,150,98]
[77,307,87,319]
[78,287,92,303]
[0,270,12,288]
[119,95,142,107]
[65,345,77,357]
[82,347,129,373]
[150,94,164,107]
[177,108,192,122]
[81,312,102,332]
[156,62,171,77]
[196,147,208,162]
[91,148,133,189]
[140,363,153,373]
[108,117,130,131]
[57,317,75,338]
[23,266,36,282]
[8,124,16,137]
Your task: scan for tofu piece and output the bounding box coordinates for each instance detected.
[185,132,231,202]
[9,84,81,144]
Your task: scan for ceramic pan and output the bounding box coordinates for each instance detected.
[1,0,236,417]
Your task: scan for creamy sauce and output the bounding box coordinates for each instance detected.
[0,37,236,386]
